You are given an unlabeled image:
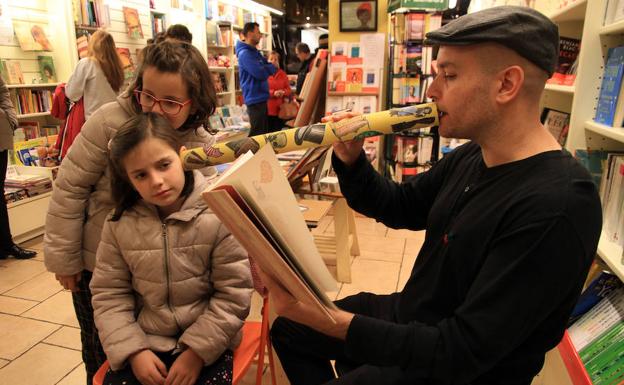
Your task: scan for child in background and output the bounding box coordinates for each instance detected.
[91,113,252,385]
[45,41,220,383]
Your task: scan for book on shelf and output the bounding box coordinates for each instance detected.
[2,60,24,85]
[201,145,338,323]
[569,270,623,325]
[541,108,570,146]
[548,37,581,86]
[37,56,57,83]
[123,7,144,39]
[595,45,624,127]
[116,48,135,80]
[76,34,89,59]
[567,287,624,383]
[12,21,52,51]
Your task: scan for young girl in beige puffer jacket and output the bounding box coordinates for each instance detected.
[90,113,252,385]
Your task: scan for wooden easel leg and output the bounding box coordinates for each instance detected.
[333,198,352,283]
[347,203,360,257]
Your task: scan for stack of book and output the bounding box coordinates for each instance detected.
[5,173,52,198]
[568,277,624,383]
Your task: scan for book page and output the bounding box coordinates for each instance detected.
[207,145,337,293]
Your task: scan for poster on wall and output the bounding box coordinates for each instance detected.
[0,0,14,45]
[12,21,52,51]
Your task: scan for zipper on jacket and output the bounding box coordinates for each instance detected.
[162,223,181,330]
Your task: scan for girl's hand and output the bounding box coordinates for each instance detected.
[165,348,203,385]
[129,349,167,385]
[55,273,82,292]
[321,112,365,167]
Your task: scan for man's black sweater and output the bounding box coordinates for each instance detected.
[333,142,602,384]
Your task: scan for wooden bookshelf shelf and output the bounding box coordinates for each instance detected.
[544,83,575,94]
[7,83,60,89]
[548,0,587,22]
[7,191,52,210]
[17,112,51,119]
[597,232,624,282]
[217,91,232,96]
[600,18,624,35]
[209,66,230,72]
[75,24,99,31]
[584,120,624,143]
[327,91,379,97]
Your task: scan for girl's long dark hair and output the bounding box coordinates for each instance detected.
[128,41,218,134]
[108,113,194,221]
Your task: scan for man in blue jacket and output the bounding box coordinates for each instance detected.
[236,22,276,136]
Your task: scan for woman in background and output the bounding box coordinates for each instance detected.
[65,30,124,120]
[266,51,291,133]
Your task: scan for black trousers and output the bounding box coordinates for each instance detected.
[267,115,285,133]
[270,292,414,385]
[72,270,107,385]
[103,349,233,385]
[0,150,12,248]
[247,102,269,137]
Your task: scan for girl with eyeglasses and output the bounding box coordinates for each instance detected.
[44,41,220,383]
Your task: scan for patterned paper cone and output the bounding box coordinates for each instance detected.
[181,103,438,169]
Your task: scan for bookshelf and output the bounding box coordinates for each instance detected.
[205,0,273,107]
[535,0,624,383]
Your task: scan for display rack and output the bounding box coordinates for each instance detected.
[537,0,624,383]
[383,9,442,181]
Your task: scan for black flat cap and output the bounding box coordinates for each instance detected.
[424,6,559,76]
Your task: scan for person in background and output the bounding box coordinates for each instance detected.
[295,42,313,97]
[0,75,36,260]
[165,24,192,43]
[265,6,602,385]
[65,30,124,120]
[45,41,219,384]
[235,22,276,137]
[91,113,252,385]
[267,51,292,133]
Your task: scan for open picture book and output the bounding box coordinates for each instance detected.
[201,145,339,323]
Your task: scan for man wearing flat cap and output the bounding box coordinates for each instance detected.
[263,6,602,385]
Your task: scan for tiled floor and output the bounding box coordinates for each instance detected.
[0,214,425,385]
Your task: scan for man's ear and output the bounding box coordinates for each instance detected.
[496,65,524,104]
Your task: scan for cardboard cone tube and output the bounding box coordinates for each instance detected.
[181,102,438,169]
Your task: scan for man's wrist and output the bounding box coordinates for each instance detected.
[323,309,354,340]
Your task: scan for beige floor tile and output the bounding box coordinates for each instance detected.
[404,236,426,255]
[19,236,44,251]
[56,363,86,385]
[357,234,405,255]
[4,271,62,302]
[0,295,38,315]
[386,228,426,240]
[354,217,388,237]
[357,249,403,263]
[21,291,79,328]
[0,359,8,369]
[0,313,60,360]
[0,259,47,294]
[0,343,82,385]
[337,259,400,299]
[44,326,81,351]
[398,252,417,291]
